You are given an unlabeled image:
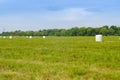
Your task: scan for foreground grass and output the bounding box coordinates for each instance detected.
[0,36,120,80]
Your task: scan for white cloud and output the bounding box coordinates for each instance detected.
[0,7,120,32]
[0,8,89,32]
[0,8,94,25]
[43,8,93,21]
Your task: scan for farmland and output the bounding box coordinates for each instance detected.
[0,36,120,80]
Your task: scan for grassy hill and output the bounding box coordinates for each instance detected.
[0,36,120,80]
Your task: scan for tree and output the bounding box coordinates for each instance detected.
[26,31,34,36]
[1,26,120,36]
[99,26,108,36]
[59,29,67,36]
[79,27,86,36]
[109,25,118,35]
[109,28,115,35]
[86,27,95,36]
[117,27,120,36]
[69,27,80,36]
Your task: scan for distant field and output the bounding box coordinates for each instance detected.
[0,36,120,80]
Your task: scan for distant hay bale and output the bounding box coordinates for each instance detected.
[29,36,32,39]
[3,36,6,38]
[95,35,102,42]
[43,36,46,39]
[9,36,12,39]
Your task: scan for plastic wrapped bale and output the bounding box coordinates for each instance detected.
[95,35,102,42]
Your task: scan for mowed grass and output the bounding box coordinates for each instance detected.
[0,36,120,80]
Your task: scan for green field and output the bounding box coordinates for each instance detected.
[0,36,120,80]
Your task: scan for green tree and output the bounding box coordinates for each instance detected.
[109,25,118,35]
[79,27,86,36]
[26,31,34,36]
[109,28,115,35]
[59,29,66,36]
[99,26,108,36]
[86,27,95,36]
[69,27,80,36]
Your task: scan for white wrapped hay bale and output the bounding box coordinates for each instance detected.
[3,36,6,38]
[95,35,102,42]
[9,36,12,39]
[43,36,46,39]
[29,36,32,39]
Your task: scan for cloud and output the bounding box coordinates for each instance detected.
[0,7,120,32]
[0,7,94,23]
[43,8,93,21]
[0,8,94,31]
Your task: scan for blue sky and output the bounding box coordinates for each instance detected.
[0,0,120,32]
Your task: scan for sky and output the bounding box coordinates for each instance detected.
[0,0,120,32]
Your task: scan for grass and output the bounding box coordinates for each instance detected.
[0,36,120,80]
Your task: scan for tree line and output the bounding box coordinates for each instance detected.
[1,25,120,36]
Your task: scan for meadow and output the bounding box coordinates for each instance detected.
[0,36,120,80]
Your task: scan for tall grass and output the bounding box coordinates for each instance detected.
[0,36,120,80]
